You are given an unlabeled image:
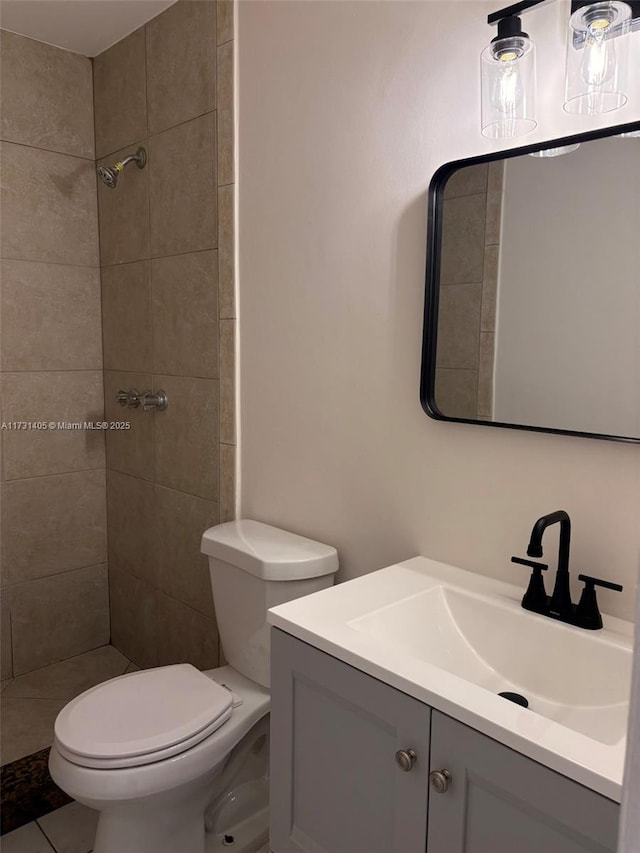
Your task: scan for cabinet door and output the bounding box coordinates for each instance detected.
[270,629,431,853]
[427,711,619,853]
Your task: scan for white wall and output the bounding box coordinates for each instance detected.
[237,0,640,621]
[494,138,640,436]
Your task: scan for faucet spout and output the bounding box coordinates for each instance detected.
[527,510,572,619]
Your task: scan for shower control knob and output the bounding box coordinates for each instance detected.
[429,769,452,793]
[141,390,168,412]
[117,389,141,408]
[395,749,417,772]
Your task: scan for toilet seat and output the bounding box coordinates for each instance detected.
[50,666,271,809]
[54,664,233,769]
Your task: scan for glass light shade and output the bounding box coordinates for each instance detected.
[481,35,537,139]
[564,1,632,115]
[529,143,581,157]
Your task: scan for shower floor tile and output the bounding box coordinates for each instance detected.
[0,698,68,766]
[3,645,130,702]
[1,645,131,765]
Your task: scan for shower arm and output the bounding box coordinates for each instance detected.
[119,154,140,168]
[117,148,146,170]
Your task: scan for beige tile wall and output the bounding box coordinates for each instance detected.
[0,31,108,679]
[95,0,236,669]
[435,162,500,420]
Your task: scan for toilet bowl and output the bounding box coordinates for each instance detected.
[49,521,338,853]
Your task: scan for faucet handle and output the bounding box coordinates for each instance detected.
[511,556,549,614]
[575,575,623,630]
[577,574,623,593]
[511,557,548,572]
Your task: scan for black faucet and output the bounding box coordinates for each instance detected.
[511,510,623,630]
[527,510,573,620]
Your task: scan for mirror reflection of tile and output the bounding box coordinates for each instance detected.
[436,161,502,420]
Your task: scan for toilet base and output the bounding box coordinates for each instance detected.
[206,805,269,853]
[92,774,217,853]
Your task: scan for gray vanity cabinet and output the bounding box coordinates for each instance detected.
[427,711,619,853]
[270,629,620,853]
[270,628,432,853]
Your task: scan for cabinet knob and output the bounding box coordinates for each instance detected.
[395,749,417,771]
[429,769,452,793]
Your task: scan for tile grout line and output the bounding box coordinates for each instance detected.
[0,256,100,271]
[1,369,106,376]
[0,136,95,163]
[2,642,128,679]
[106,467,223,501]
[35,819,59,852]
[2,562,108,593]
[2,695,70,704]
[97,107,217,163]
[144,2,157,521]
[1,467,107,486]
[100,245,219,269]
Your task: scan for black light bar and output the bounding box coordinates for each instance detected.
[489,0,640,26]
[487,0,547,25]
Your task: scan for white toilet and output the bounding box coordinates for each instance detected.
[49,520,338,853]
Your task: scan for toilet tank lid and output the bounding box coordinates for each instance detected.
[201,520,338,580]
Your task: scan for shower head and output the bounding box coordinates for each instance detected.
[97,164,119,188]
[97,147,147,188]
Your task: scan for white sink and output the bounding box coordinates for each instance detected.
[350,584,631,745]
[268,556,634,801]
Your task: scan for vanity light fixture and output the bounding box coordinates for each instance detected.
[564,1,633,115]
[483,0,638,137]
[481,14,537,138]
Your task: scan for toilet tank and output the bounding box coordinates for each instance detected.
[201,520,338,687]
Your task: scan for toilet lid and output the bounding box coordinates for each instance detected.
[55,664,233,765]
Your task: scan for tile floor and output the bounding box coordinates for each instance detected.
[1,801,98,853]
[2,805,271,853]
[1,645,138,765]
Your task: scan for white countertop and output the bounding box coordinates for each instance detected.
[268,556,633,802]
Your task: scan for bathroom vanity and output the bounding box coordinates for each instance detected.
[267,557,631,853]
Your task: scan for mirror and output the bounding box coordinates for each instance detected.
[421,122,640,443]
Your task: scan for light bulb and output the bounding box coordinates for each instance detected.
[581,18,616,85]
[493,54,524,114]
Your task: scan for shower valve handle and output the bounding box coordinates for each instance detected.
[116,389,168,412]
[141,390,168,412]
[117,388,141,408]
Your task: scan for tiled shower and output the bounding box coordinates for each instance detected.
[0,0,235,808]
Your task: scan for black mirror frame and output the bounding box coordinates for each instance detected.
[420,118,640,444]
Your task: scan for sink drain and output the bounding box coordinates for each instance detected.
[498,691,528,708]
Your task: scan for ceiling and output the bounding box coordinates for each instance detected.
[0,0,178,57]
